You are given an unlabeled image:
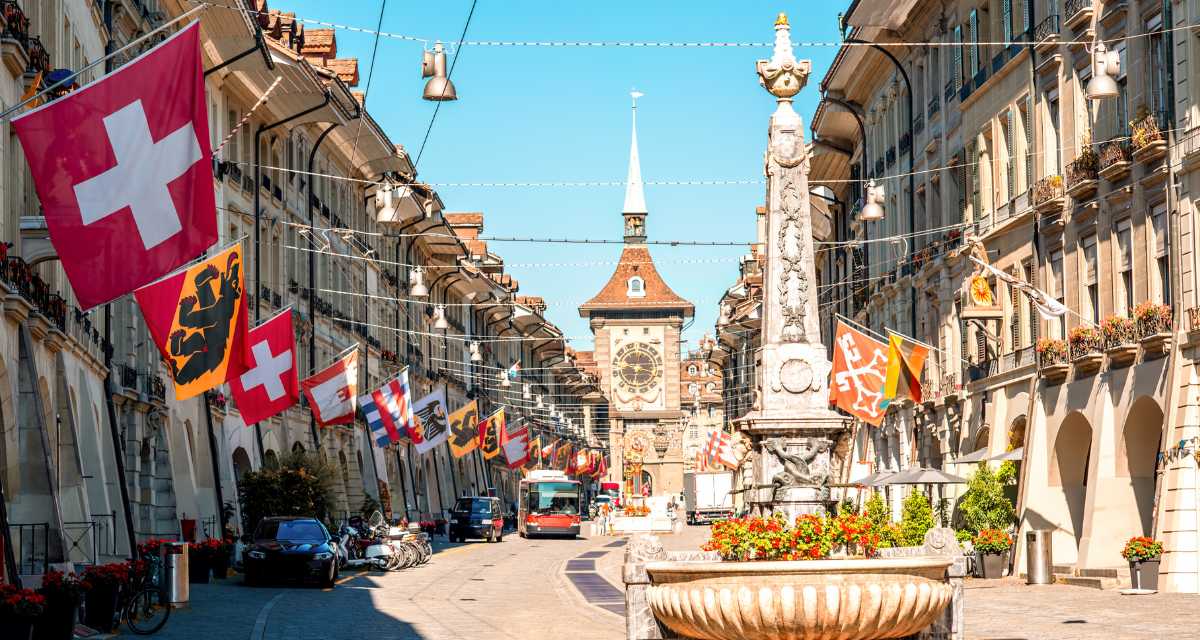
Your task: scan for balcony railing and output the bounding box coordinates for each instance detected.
[1064,153,1098,190]
[992,50,1006,74]
[1033,15,1060,42]
[119,364,138,390]
[899,134,911,156]
[1033,174,1064,205]
[928,97,940,119]
[1065,0,1091,23]
[1131,110,1169,152]
[1178,125,1200,158]
[967,359,999,383]
[887,146,897,168]
[913,114,924,136]
[1099,137,1131,170]
[944,80,955,103]
[146,374,166,401]
[45,293,65,331]
[261,173,271,194]
[273,293,282,308]
[25,35,49,74]
[260,284,271,305]
[2,1,30,50]
[875,157,885,176]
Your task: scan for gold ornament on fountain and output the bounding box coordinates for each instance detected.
[775,12,788,25]
[756,14,811,102]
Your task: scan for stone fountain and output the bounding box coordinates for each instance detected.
[620,16,962,640]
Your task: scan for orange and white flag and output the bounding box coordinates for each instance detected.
[301,350,359,427]
[134,242,250,401]
[829,320,888,426]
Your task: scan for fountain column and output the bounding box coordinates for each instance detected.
[737,14,852,521]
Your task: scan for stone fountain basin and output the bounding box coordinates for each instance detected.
[644,557,953,640]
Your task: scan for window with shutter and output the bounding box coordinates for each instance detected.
[1117,220,1132,272]
[956,150,968,222]
[971,142,981,221]
[1083,236,1098,285]
[1026,262,1037,344]
[970,11,979,75]
[1010,266,1020,350]
[1006,110,1015,201]
[1050,250,1064,299]
[1152,205,1167,257]
[954,26,963,90]
[1003,0,1013,44]
[1022,0,1031,33]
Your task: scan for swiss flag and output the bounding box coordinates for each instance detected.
[12,21,216,310]
[301,350,358,427]
[229,309,299,425]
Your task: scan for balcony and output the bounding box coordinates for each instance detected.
[1064,152,1098,199]
[1,1,30,77]
[967,359,999,383]
[1130,110,1170,163]
[913,114,924,136]
[273,185,282,201]
[146,374,166,401]
[1098,136,1132,181]
[241,174,254,192]
[928,97,940,120]
[886,146,896,168]
[992,50,1006,75]
[944,80,955,103]
[899,133,911,156]
[261,173,271,195]
[1032,174,1065,213]
[25,35,48,75]
[119,364,138,391]
[973,67,989,91]
[1033,15,1060,51]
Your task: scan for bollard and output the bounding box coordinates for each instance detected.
[162,542,189,609]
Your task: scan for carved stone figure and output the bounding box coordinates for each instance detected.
[764,437,830,501]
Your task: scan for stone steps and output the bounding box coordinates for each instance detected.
[1062,576,1124,590]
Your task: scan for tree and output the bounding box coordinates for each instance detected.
[237,450,343,538]
[959,464,1016,534]
[899,491,936,547]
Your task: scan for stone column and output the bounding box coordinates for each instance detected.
[737,14,851,521]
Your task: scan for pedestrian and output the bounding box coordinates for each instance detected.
[597,501,611,536]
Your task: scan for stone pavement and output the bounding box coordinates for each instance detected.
[133,525,1200,640]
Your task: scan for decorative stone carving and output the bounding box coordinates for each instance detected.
[764,437,830,501]
[755,15,810,100]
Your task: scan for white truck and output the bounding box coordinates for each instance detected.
[682,471,734,525]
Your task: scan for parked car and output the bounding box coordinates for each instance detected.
[243,517,340,587]
[449,496,505,543]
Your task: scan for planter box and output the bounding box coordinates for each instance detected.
[84,587,120,633]
[1071,352,1105,375]
[1041,363,1071,382]
[1130,558,1160,591]
[645,557,954,640]
[0,613,37,640]
[1105,343,1139,367]
[33,597,79,640]
[1139,332,1173,358]
[978,551,1005,579]
[189,556,211,584]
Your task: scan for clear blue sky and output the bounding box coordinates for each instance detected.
[279,0,846,350]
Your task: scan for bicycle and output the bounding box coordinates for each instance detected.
[116,555,171,635]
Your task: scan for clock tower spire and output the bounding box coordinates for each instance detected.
[623,90,647,244]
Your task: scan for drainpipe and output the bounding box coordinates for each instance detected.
[306,123,341,451]
[103,305,138,558]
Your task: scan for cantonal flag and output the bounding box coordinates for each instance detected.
[134,242,250,401]
[358,372,416,448]
[478,410,504,459]
[228,308,298,425]
[829,320,888,426]
[555,442,572,472]
[447,401,480,458]
[883,333,930,405]
[13,22,216,310]
[301,350,359,427]
[502,426,532,469]
[542,439,558,461]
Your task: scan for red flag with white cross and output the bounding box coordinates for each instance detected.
[12,21,216,310]
[301,350,359,427]
[229,309,299,425]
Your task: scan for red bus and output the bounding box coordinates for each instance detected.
[518,471,581,539]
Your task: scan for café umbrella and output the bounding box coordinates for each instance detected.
[880,467,967,485]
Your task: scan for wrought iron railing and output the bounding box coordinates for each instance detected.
[1033,174,1064,205]
[25,35,49,74]
[62,513,117,566]
[886,146,897,168]
[147,374,166,400]
[260,284,271,305]
[914,114,924,135]
[944,80,955,103]
[1178,125,1200,158]
[1064,153,1098,190]
[1065,0,1091,22]
[899,133,911,156]
[875,157,885,176]
[928,97,940,119]
[10,522,50,575]
[273,293,282,308]
[967,359,999,383]
[241,174,255,192]
[992,50,1006,74]
[1,1,30,51]
[44,293,66,331]
[207,390,228,411]
[119,363,138,390]
[1099,136,1131,170]
[1131,110,1170,152]
[1033,14,1060,42]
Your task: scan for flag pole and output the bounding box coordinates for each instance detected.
[1,5,208,121]
[835,313,972,368]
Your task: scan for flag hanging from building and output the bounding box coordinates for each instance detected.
[710,430,739,469]
[411,388,450,454]
[507,361,521,378]
[566,449,578,475]
[695,448,707,472]
[478,410,504,459]
[543,439,559,464]
[528,435,542,462]
[555,441,572,472]
[595,455,608,478]
[358,372,416,448]
[135,242,250,401]
[574,451,589,476]
[229,308,298,425]
[13,22,217,310]
[970,257,1069,320]
[447,400,480,458]
[829,320,888,427]
[502,426,532,469]
[301,349,359,427]
[883,333,930,404]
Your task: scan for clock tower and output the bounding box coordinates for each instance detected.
[579,94,694,499]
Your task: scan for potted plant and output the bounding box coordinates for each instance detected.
[210,538,235,579]
[33,570,89,640]
[0,584,45,640]
[82,562,131,632]
[973,528,1012,579]
[1121,536,1163,591]
[433,518,448,535]
[189,540,212,584]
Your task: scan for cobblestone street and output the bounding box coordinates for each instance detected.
[135,525,1200,640]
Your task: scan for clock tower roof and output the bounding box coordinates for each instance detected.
[578,245,694,317]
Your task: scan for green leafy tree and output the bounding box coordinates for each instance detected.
[959,464,1016,534]
[237,450,343,539]
[899,491,937,546]
[934,499,952,528]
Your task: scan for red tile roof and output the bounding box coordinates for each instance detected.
[302,28,336,56]
[325,59,359,86]
[444,213,483,226]
[464,240,488,257]
[579,245,693,313]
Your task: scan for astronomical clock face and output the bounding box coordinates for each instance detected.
[612,342,663,395]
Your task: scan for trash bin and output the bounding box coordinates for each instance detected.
[162,542,189,608]
[1026,530,1053,585]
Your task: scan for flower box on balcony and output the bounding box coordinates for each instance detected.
[1071,352,1105,375]
[1139,332,1173,358]
[1042,363,1071,383]
[1132,139,1167,165]
[1105,343,1138,367]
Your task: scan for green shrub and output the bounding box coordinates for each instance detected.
[960,464,1016,534]
[237,450,343,539]
[359,494,383,519]
[864,492,891,528]
[899,491,937,547]
[837,496,858,517]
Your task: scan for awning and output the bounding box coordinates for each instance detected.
[884,467,967,485]
[986,447,1024,462]
[853,469,896,487]
[950,448,990,464]
[808,141,853,187]
[810,194,832,242]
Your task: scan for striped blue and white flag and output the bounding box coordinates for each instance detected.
[358,369,414,447]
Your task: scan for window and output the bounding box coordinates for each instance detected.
[1116,219,1133,314]
[1152,204,1170,305]
[1082,235,1099,324]
[689,425,698,439]
[1115,41,1128,138]
[1047,89,1062,175]
[643,327,649,335]
[706,383,715,394]
[627,276,645,298]
[1148,15,1167,115]
[1050,249,1064,338]
[687,364,698,376]
[689,382,700,395]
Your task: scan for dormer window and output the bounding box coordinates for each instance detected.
[687,364,698,376]
[627,276,646,298]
